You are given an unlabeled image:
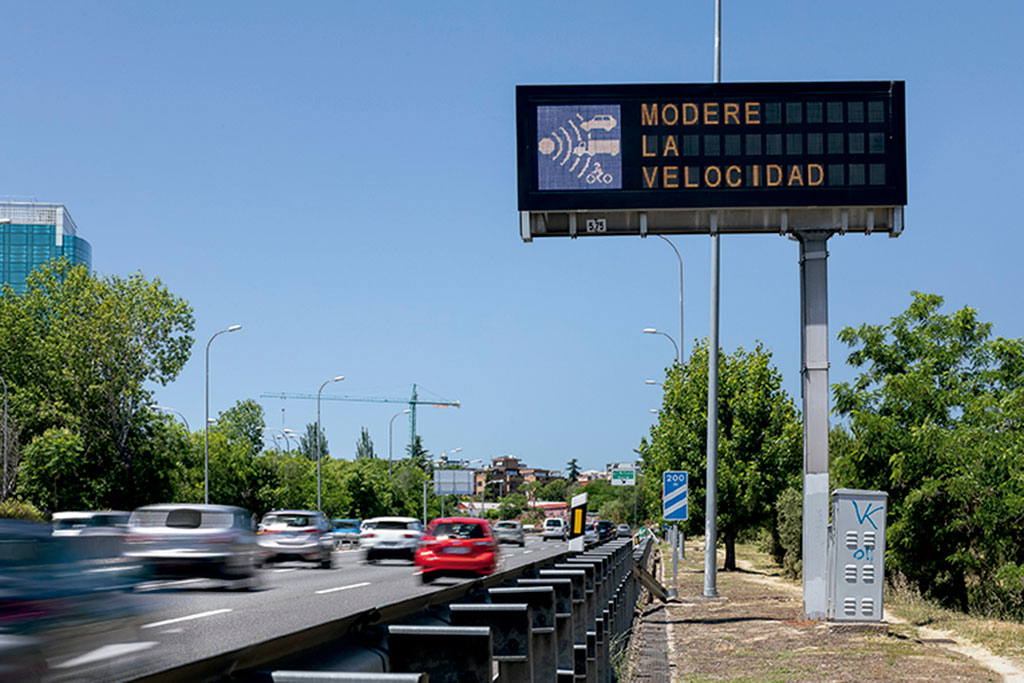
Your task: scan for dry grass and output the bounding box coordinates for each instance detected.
[726,537,1024,668]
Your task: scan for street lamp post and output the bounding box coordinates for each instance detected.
[655,235,685,363]
[642,328,679,363]
[388,409,411,481]
[150,404,191,432]
[316,375,345,511]
[205,325,242,504]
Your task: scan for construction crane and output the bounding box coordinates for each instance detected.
[259,384,460,454]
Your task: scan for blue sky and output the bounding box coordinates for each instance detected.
[2,2,1022,473]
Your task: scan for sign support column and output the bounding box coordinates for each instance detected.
[798,230,832,619]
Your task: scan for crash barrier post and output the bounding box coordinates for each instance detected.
[517,578,573,672]
[490,585,557,683]
[449,603,532,682]
[387,625,491,683]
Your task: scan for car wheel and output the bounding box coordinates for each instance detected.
[519,540,525,547]
[320,555,333,569]
[420,571,435,584]
[542,537,547,542]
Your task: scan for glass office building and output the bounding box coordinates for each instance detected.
[0,202,92,295]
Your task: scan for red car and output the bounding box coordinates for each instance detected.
[414,517,499,583]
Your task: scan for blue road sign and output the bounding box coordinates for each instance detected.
[663,471,688,521]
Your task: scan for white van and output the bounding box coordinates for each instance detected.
[541,517,568,542]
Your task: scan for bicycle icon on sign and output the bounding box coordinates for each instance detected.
[586,162,614,185]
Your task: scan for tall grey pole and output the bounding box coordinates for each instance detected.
[317,375,345,512]
[656,235,684,363]
[205,325,241,505]
[798,231,832,619]
[704,0,722,599]
[0,374,7,500]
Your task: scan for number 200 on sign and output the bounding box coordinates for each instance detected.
[665,472,687,484]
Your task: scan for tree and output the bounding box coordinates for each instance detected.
[355,427,376,459]
[298,422,327,462]
[637,340,802,570]
[833,292,1024,616]
[406,435,430,471]
[2,258,194,509]
[566,458,581,481]
[216,399,265,458]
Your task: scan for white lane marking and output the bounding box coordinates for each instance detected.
[52,641,158,668]
[315,581,370,595]
[523,550,534,555]
[142,608,232,629]
[273,568,298,573]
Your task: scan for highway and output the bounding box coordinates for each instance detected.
[48,535,568,682]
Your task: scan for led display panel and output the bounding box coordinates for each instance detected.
[517,81,906,212]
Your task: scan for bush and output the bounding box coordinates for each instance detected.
[0,498,46,521]
[775,485,802,579]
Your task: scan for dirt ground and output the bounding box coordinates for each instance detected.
[630,545,1011,682]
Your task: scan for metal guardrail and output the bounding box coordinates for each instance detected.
[131,536,654,682]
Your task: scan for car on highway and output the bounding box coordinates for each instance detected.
[583,522,599,549]
[0,519,144,672]
[541,517,568,541]
[52,510,130,536]
[124,503,262,588]
[595,519,615,542]
[414,517,499,583]
[616,523,632,538]
[359,516,424,563]
[257,510,334,568]
[331,518,362,548]
[493,520,525,547]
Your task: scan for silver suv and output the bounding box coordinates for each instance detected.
[125,504,261,589]
[494,520,525,547]
[257,510,334,568]
[359,516,424,563]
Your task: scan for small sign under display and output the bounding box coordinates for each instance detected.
[517,81,906,213]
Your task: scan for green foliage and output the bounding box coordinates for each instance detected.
[1,258,194,510]
[355,427,376,459]
[498,493,527,519]
[566,458,580,480]
[18,428,87,511]
[834,292,1024,619]
[298,422,327,461]
[536,478,569,502]
[215,399,265,459]
[405,435,430,471]
[637,339,802,570]
[0,498,45,521]
[774,485,802,579]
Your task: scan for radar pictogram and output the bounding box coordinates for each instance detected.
[537,105,622,191]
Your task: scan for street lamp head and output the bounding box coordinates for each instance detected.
[642,328,658,334]
[227,324,242,332]
[332,375,345,382]
[649,409,658,414]
[645,379,659,385]
[403,409,411,414]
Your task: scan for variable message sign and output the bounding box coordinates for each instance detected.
[517,81,906,239]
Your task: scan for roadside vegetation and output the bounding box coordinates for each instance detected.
[640,292,1024,624]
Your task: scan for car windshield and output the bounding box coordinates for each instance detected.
[545,520,561,527]
[263,514,314,527]
[131,509,234,529]
[333,520,359,530]
[431,522,486,539]
[495,522,517,530]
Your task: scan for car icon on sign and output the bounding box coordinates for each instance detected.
[580,114,617,132]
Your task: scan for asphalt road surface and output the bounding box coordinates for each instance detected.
[46,535,568,682]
